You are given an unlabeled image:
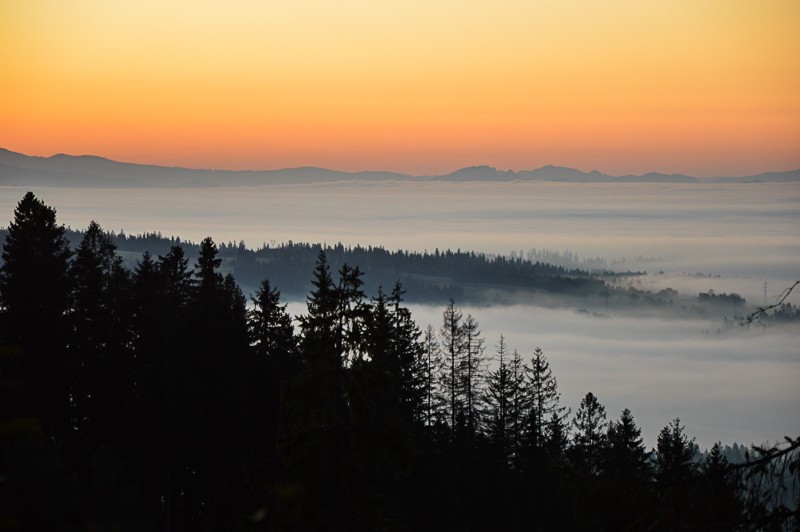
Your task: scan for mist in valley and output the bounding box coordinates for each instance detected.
[2,180,798,449]
[407,303,798,450]
[2,180,797,297]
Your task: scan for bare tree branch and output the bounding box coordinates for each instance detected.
[741,279,800,328]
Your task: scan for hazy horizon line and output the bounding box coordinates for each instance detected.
[4,146,799,179]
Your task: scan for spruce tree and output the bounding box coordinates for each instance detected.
[571,392,608,474]
[335,263,368,365]
[0,192,71,351]
[129,251,174,522]
[595,408,654,530]
[249,278,296,359]
[131,252,160,355]
[181,237,251,529]
[222,272,249,351]
[655,418,697,484]
[461,314,485,437]
[388,283,424,423]
[484,335,527,465]
[246,277,298,511]
[420,324,443,430]
[70,221,133,450]
[508,349,530,466]
[545,410,570,462]
[284,251,351,529]
[146,245,192,528]
[526,347,564,452]
[195,236,223,293]
[157,245,192,311]
[699,442,743,527]
[355,286,416,501]
[298,250,338,367]
[439,299,465,438]
[0,192,72,441]
[605,408,649,480]
[654,418,700,528]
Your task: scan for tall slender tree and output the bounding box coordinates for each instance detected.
[70,221,133,450]
[571,392,608,474]
[129,251,177,524]
[249,278,296,360]
[158,245,192,312]
[180,237,251,529]
[388,283,424,422]
[150,245,193,528]
[545,410,570,463]
[653,418,700,529]
[526,347,564,452]
[508,349,530,466]
[298,250,338,368]
[284,252,354,529]
[461,314,485,437]
[439,299,465,437]
[699,442,743,527]
[335,263,368,365]
[420,324,443,430]
[357,285,417,479]
[484,335,514,461]
[247,277,298,512]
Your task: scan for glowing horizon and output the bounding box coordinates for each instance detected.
[2,0,798,176]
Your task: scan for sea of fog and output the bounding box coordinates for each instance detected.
[2,181,798,448]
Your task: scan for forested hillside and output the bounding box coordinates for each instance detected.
[0,224,610,303]
[2,222,781,326]
[1,192,798,530]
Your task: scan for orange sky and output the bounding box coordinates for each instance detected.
[1,0,799,175]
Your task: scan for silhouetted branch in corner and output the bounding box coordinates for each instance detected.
[741,279,800,328]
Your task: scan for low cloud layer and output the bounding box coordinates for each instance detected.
[3,181,797,449]
[3,181,795,288]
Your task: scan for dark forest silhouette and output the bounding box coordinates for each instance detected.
[2,225,788,325]
[0,192,797,531]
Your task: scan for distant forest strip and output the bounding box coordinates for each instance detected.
[3,225,788,328]
[1,192,798,531]
[4,222,793,325]
[0,224,633,301]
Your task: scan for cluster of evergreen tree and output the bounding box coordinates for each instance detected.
[0,225,607,304]
[1,193,797,531]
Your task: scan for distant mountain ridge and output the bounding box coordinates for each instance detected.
[1,147,798,187]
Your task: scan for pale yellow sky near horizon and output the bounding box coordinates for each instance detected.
[1,0,798,175]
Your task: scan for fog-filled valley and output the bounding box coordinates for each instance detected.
[1,181,798,529]
[2,180,797,295]
[400,303,799,449]
[2,180,797,449]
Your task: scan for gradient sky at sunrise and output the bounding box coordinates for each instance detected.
[2,0,799,175]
